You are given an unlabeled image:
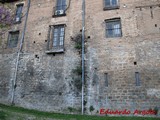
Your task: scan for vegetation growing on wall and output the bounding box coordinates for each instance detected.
[0,5,14,27]
[89,105,95,115]
[72,66,82,75]
[67,107,81,114]
[71,33,82,50]
[0,2,15,46]
[0,4,14,46]
[71,33,82,92]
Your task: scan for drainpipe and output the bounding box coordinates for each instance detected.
[81,0,85,115]
[11,0,30,104]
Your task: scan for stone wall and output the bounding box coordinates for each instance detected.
[0,0,160,116]
[0,0,82,113]
[85,0,160,115]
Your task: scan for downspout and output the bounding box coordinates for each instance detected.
[11,0,30,104]
[81,0,85,115]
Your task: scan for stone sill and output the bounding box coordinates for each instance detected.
[52,14,66,18]
[13,20,22,24]
[45,48,64,54]
[103,6,120,10]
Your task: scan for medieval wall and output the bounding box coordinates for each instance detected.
[0,0,82,113]
[0,0,160,116]
[85,0,160,115]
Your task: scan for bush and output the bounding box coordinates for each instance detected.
[68,107,74,113]
[89,106,95,113]
[84,100,87,106]
[68,107,81,113]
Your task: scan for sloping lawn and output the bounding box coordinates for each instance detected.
[0,104,159,120]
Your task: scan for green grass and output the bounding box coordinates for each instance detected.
[0,103,159,120]
[0,110,7,120]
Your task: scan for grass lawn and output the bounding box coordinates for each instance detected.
[0,103,159,120]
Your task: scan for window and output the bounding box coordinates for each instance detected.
[56,0,66,11]
[53,25,65,47]
[105,18,122,38]
[53,0,66,16]
[46,25,65,53]
[104,73,109,87]
[135,72,141,86]
[8,31,19,48]
[15,4,23,23]
[104,0,119,10]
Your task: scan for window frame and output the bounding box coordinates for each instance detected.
[52,25,65,47]
[135,72,141,86]
[53,0,66,17]
[7,31,19,48]
[104,73,109,87]
[56,0,66,11]
[46,24,66,54]
[105,18,122,38]
[14,3,24,23]
[103,0,120,10]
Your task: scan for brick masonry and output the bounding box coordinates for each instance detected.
[85,0,160,115]
[0,0,160,116]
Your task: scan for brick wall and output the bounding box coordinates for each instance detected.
[0,0,160,116]
[85,0,160,115]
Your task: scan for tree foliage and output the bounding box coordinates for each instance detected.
[0,6,14,27]
[0,4,15,37]
[0,3,15,46]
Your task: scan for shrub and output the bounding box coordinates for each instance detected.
[71,34,82,50]
[89,105,95,114]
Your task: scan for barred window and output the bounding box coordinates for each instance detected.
[46,25,65,53]
[53,25,65,47]
[135,72,141,86]
[15,4,23,23]
[56,0,66,11]
[105,18,122,38]
[8,31,19,48]
[53,0,66,16]
[104,0,119,10]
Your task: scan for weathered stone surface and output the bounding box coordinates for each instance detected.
[85,0,160,116]
[0,0,82,113]
[0,0,160,116]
